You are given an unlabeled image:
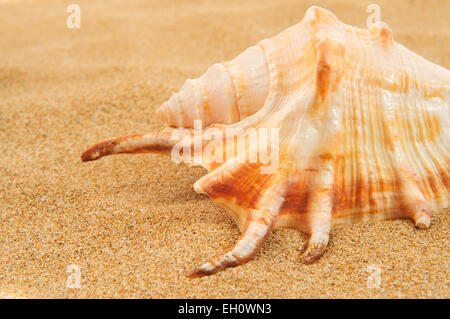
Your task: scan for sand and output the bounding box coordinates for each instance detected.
[0,0,449,298]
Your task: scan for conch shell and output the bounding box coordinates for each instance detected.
[82,6,449,277]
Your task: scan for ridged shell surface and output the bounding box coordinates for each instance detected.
[82,6,449,277]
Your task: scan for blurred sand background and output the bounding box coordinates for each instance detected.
[0,0,449,298]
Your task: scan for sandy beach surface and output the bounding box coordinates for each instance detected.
[0,0,449,298]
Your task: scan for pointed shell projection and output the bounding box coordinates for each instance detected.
[82,6,450,277]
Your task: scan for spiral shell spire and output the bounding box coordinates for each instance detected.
[156,45,270,128]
